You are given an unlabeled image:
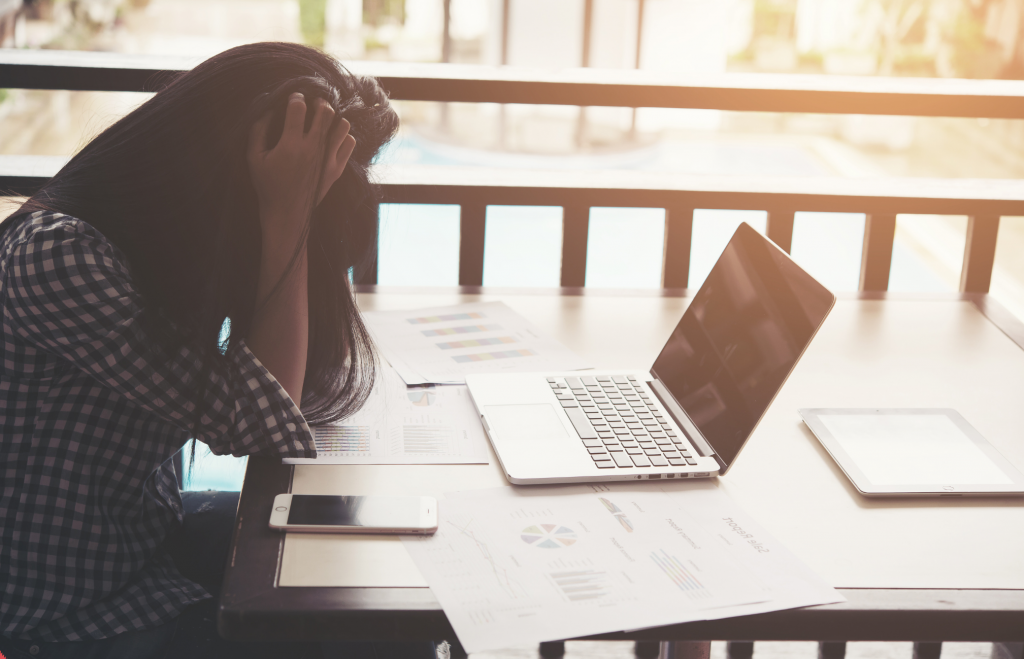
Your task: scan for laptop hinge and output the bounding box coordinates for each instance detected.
[647,378,724,470]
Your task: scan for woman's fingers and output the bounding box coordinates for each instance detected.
[336,134,356,171]
[282,93,307,142]
[259,94,352,208]
[308,99,334,142]
[325,117,351,165]
[316,132,356,205]
[247,112,272,161]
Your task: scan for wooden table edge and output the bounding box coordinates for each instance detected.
[218,290,1024,643]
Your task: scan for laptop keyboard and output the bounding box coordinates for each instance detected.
[548,375,700,470]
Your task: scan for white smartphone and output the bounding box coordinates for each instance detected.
[268,494,438,534]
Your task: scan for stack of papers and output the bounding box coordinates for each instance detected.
[285,367,490,465]
[362,302,592,385]
[402,481,842,653]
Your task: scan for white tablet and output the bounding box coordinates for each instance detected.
[799,408,1024,497]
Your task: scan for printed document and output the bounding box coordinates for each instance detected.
[362,301,592,385]
[284,367,489,465]
[403,482,842,653]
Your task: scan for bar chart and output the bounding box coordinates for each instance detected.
[421,323,501,337]
[453,348,536,363]
[436,336,518,350]
[313,426,371,454]
[548,570,610,602]
[407,312,485,324]
[393,425,456,454]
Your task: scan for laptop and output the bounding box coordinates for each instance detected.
[465,223,836,484]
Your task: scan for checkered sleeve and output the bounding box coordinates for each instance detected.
[3,218,316,459]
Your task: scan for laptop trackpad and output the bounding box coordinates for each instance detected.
[485,404,570,442]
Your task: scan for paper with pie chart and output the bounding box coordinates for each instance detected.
[284,366,489,465]
[402,488,786,653]
[403,483,843,653]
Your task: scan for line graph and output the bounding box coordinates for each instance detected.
[450,518,529,600]
[651,550,712,600]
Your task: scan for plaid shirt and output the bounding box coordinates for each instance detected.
[0,211,316,642]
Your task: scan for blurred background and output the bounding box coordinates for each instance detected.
[4,0,1024,304]
[3,1,1024,513]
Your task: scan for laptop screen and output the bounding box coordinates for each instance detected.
[651,223,834,470]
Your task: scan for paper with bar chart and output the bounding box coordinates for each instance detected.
[283,367,489,464]
[401,483,839,653]
[362,302,592,385]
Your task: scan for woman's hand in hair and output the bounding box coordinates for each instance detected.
[247,92,352,239]
[318,112,356,206]
[246,92,343,407]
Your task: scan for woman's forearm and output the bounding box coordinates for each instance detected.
[243,94,353,409]
[246,221,309,407]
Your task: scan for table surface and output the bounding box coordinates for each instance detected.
[218,288,1024,644]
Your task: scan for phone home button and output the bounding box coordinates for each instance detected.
[275,506,288,512]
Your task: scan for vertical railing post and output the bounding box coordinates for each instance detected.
[459,202,487,286]
[501,0,511,64]
[912,643,942,659]
[629,0,646,140]
[441,0,452,63]
[767,209,795,253]
[662,205,694,289]
[561,205,590,287]
[992,642,1024,659]
[859,213,897,292]
[575,0,594,148]
[725,641,754,659]
[960,215,1000,293]
[440,0,452,131]
[818,642,847,659]
[498,0,511,148]
[660,641,711,659]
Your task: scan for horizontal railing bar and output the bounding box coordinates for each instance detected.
[7,159,1024,216]
[4,50,1024,118]
[383,175,1024,217]
[1,159,1005,294]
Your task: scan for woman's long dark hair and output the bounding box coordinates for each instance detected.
[16,42,399,435]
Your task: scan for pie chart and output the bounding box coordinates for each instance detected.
[520,524,577,549]
[407,385,436,407]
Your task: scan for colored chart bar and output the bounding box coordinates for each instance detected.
[402,426,454,454]
[436,337,517,350]
[452,349,535,363]
[549,570,609,602]
[650,550,711,600]
[407,312,485,324]
[314,426,370,453]
[421,324,501,337]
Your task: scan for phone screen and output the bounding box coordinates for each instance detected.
[287,495,424,527]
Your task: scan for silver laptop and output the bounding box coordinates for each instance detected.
[465,223,836,484]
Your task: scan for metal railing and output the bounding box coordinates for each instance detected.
[3,48,1024,295]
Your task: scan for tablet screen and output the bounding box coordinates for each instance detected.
[817,413,1012,486]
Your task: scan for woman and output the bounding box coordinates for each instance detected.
[0,42,409,658]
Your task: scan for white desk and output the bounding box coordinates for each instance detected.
[221,290,1024,642]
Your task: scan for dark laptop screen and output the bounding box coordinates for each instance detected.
[651,223,834,470]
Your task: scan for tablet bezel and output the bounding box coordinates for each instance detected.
[799,408,1024,497]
